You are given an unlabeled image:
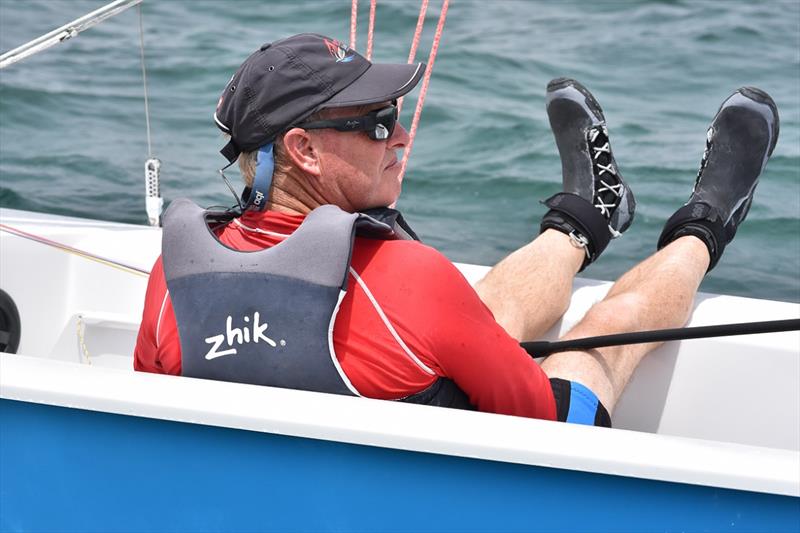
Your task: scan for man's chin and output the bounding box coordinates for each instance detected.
[379,171,402,207]
[367,191,401,211]
[389,180,403,207]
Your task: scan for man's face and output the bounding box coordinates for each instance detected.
[311,102,410,211]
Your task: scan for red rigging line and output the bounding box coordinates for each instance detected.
[398,0,430,115]
[350,0,449,181]
[366,0,377,60]
[407,0,430,66]
[350,0,358,49]
[400,0,450,182]
[0,223,151,277]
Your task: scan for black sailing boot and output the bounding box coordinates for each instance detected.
[657,87,779,271]
[540,78,636,271]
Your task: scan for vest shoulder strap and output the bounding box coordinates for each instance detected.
[163,198,359,290]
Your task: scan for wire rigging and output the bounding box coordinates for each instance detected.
[137,4,163,227]
[138,4,153,159]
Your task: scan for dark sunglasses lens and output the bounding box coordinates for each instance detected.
[371,106,397,140]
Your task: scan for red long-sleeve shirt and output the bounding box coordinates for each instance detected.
[134,210,556,420]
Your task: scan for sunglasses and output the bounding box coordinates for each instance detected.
[295,104,398,141]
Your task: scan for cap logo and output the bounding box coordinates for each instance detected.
[324,38,354,63]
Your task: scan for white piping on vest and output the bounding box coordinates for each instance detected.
[232,218,291,238]
[328,289,362,396]
[348,267,436,376]
[155,289,169,348]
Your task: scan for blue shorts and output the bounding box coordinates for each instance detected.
[549,378,611,427]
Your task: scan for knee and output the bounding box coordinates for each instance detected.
[584,289,691,333]
[582,293,646,334]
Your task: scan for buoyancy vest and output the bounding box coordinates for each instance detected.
[162,198,474,410]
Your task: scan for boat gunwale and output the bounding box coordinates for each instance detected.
[1,353,798,497]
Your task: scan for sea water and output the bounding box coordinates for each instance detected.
[1,0,798,302]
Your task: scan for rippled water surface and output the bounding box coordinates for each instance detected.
[1,0,798,302]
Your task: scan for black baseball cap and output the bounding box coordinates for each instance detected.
[214,33,426,163]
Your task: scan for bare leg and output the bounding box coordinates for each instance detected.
[477,79,635,343]
[475,229,584,341]
[541,235,710,413]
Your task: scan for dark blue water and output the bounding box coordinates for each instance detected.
[1,0,798,302]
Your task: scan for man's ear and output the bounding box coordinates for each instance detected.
[282,128,321,177]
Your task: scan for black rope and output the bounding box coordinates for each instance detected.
[521,318,800,357]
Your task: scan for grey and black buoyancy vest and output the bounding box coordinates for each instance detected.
[162,198,473,410]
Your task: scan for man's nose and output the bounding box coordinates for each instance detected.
[389,121,410,149]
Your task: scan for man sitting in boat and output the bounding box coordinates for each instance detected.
[134,33,779,427]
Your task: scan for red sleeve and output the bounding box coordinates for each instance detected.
[385,243,557,420]
[133,256,182,375]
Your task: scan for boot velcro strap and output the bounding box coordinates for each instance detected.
[540,193,611,272]
[657,202,730,272]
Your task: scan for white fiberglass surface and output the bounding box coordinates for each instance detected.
[1,209,798,453]
[2,353,798,497]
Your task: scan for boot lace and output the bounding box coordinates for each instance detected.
[692,127,713,194]
[588,126,625,228]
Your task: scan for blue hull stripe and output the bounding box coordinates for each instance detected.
[2,399,798,532]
